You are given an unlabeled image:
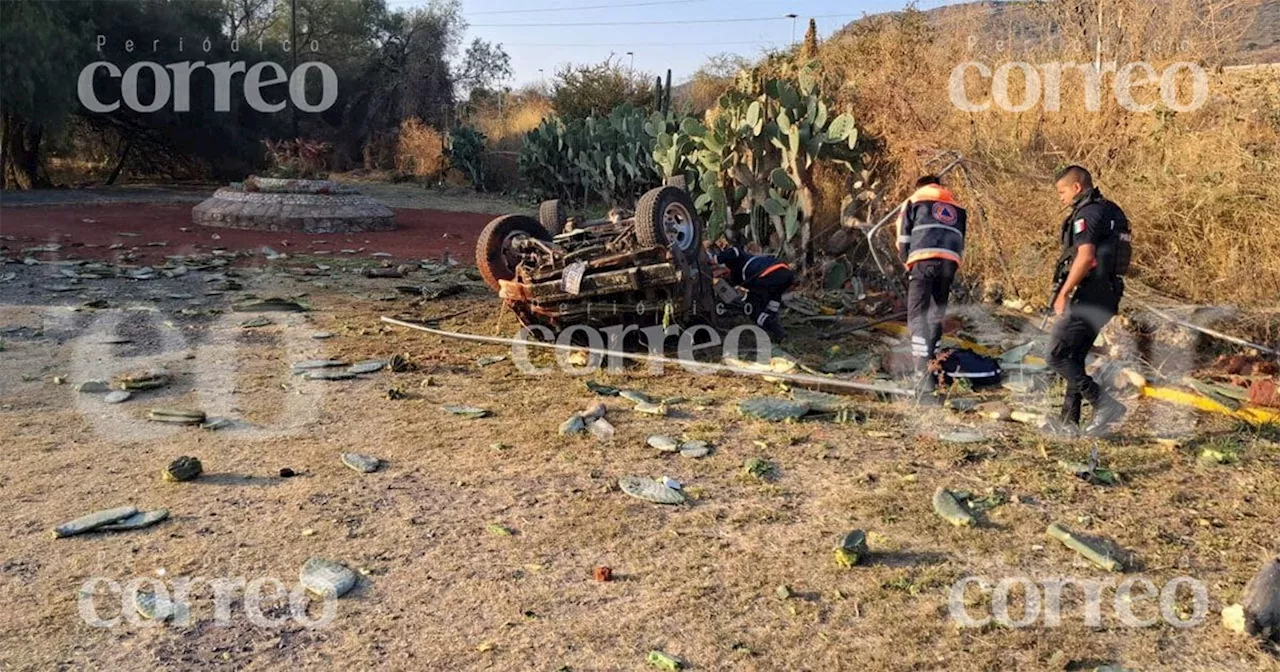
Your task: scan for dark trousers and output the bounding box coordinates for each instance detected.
[744,268,795,327]
[1047,301,1116,424]
[907,260,957,381]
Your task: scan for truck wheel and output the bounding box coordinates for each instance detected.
[538,199,567,235]
[475,214,551,291]
[635,186,701,258]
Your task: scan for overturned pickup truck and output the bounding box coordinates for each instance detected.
[475,186,722,331]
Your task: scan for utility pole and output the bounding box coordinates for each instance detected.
[627,51,634,70]
[787,13,798,45]
[291,0,299,139]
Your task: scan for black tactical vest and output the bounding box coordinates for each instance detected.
[1061,189,1132,282]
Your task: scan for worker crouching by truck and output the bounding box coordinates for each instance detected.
[897,175,968,405]
[708,244,794,341]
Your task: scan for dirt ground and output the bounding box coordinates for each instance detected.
[0,202,491,266]
[1,197,1278,671]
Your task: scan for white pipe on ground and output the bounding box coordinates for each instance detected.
[380,316,912,397]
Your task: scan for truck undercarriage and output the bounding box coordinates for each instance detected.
[475,186,723,332]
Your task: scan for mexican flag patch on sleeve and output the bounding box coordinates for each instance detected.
[1073,218,1087,235]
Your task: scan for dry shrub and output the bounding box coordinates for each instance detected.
[820,0,1280,309]
[468,92,552,190]
[683,53,753,113]
[441,167,470,188]
[394,117,446,179]
[262,138,332,178]
[473,92,552,152]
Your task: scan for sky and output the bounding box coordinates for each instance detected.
[387,0,965,88]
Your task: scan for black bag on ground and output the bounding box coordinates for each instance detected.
[934,348,1004,389]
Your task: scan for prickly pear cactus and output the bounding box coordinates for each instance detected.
[518,59,867,262]
[649,61,864,259]
[518,103,665,206]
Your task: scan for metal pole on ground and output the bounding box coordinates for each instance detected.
[380,316,912,397]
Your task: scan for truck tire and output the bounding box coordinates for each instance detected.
[538,199,567,235]
[664,175,687,190]
[475,214,551,291]
[635,186,701,258]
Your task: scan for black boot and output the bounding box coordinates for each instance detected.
[1060,389,1083,426]
[1084,391,1127,437]
[759,312,786,341]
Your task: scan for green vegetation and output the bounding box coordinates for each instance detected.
[517,104,665,206]
[517,59,865,263]
[0,0,511,187]
[649,62,862,252]
[446,126,488,191]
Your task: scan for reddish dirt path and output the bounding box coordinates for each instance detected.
[0,203,491,264]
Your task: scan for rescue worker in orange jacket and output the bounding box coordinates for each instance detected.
[897,175,968,403]
[710,244,794,340]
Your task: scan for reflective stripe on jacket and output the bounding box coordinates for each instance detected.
[896,185,968,269]
[714,246,790,286]
[742,256,787,282]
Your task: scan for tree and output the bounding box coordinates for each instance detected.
[550,57,654,120]
[0,1,89,188]
[0,0,472,185]
[457,39,512,100]
[336,3,459,167]
[72,0,290,182]
[684,52,751,113]
[221,0,279,41]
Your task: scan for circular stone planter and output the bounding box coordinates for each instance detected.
[192,177,396,233]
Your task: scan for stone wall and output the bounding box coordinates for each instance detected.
[192,186,396,234]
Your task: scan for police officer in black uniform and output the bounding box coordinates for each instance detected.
[1047,166,1132,436]
[897,175,968,404]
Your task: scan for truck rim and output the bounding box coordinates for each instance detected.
[663,202,696,252]
[500,231,531,270]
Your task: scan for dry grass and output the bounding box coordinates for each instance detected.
[1,260,1279,670]
[468,93,553,191]
[817,1,1280,309]
[472,95,552,153]
[326,173,533,214]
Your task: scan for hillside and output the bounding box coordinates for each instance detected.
[835,0,1280,65]
[1241,0,1280,61]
